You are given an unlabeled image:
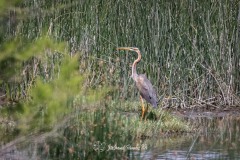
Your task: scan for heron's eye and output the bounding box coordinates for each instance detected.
[149,96,152,99]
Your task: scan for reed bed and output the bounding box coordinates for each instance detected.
[0,0,240,159]
[3,0,239,107]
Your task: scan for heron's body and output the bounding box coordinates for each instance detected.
[135,74,158,108]
[117,47,158,119]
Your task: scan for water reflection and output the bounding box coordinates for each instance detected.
[1,114,240,159]
[136,150,230,160]
[137,116,240,159]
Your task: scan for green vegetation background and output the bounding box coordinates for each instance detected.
[0,0,239,159]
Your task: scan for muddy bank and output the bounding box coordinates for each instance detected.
[168,105,240,118]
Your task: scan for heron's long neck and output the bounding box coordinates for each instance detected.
[132,50,141,81]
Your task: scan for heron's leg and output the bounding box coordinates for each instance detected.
[146,104,149,117]
[140,96,145,120]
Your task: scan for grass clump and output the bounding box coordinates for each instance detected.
[107,100,190,137]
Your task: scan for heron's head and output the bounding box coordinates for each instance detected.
[117,47,139,52]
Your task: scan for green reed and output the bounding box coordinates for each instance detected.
[0,1,214,159]
[4,0,238,107]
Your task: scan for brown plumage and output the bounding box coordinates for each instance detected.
[117,47,158,119]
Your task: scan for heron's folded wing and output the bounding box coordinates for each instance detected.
[136,74,157,103]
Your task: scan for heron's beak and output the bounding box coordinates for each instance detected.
[116,47,133,51]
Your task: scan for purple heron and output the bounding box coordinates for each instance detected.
[117,47,158,119]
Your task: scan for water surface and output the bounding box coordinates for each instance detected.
[137,115,240,159]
